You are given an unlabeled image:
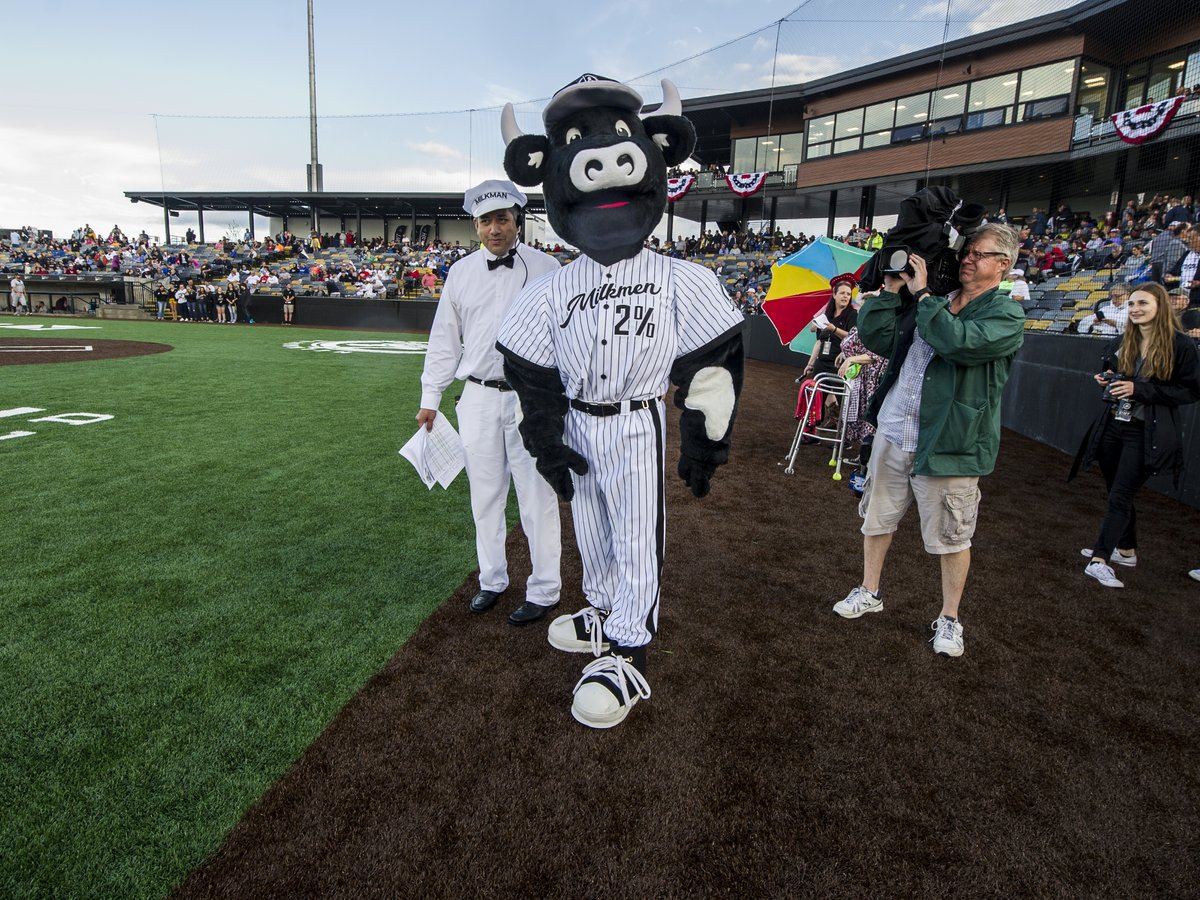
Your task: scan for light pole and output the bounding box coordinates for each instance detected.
[306,0,323,193]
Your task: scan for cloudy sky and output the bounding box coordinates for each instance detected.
[1,0,1079,241]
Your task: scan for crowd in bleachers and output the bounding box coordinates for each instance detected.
[3,192,1198,337]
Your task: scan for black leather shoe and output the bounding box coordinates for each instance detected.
[507,600,560,626]
[469,589,503,613]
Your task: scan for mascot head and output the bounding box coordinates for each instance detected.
[501,74,696,266]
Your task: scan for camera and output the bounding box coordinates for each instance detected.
[1098,371,1127,403]
[881,244,914,276]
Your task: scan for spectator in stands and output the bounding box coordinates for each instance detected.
[1116,243,1152,283]
[1149,221,1190,276]
[1030,206,1048,237]
[1009,270,1030,303]
[1165,227,1200,307]
[421,269,438,294]
[1163,194,1196,227]
[1098,241,1127,274]
[1078,282,1132,335]
[1072,282,1200,588]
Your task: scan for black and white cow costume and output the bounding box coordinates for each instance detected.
[494,75,745,729]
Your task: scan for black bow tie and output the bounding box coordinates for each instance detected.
[487,251,516,271]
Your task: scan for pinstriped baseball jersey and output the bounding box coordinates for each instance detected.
[496,249,743,400]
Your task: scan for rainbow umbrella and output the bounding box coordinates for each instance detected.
[761,237,875,353]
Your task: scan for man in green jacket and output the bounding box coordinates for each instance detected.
[832,223,1025,657]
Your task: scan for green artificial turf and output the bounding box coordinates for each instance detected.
[0,317,482,899]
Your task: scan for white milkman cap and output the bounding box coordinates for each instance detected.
[463,180,527,218]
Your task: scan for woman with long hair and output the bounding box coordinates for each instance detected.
[1072,282,1200,587]
[803,273,859,378]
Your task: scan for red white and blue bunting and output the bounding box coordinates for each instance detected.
[1111,96,1186,145]
[724,172,768,197]
[666,175,694,202]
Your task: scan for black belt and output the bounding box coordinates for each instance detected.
[569,397,655,417]
[467,375,512,392]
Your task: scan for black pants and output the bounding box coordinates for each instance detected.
[1093,419,1149,559]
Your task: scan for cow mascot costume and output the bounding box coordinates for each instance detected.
[495,75,745,729]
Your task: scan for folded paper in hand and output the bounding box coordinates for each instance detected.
[399,416,465,489]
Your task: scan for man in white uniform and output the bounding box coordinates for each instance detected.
[417,180,564,626]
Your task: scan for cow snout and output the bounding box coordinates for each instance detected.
[568,141,648,193]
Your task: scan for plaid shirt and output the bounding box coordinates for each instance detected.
[875,313,940,453]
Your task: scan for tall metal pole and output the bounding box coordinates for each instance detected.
[307,0,322,193]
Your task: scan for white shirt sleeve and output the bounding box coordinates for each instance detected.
[419,272,464,410]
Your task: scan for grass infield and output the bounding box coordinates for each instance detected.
[0,317,479,899]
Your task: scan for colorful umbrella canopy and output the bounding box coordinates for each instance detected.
[762,237,875,351]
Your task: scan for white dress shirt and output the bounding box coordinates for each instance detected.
[420,241,561,410]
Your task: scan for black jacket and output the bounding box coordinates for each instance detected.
[1070,332,1200,483]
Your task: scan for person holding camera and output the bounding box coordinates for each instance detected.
[1071,282,1200,588]
[832,224,1025,657]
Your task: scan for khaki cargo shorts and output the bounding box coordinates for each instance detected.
[859,435,981,554]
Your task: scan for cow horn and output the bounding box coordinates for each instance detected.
[501,103,524,146]
[650,79,682,118]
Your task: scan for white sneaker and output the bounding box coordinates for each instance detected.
[1084,560,1124,588]
[1080,548,1137,568]
[548,606,610,655]
[833,585,882,619]
[1189,568,1200,583]
[571,651,651,729]
[929,615,964,657]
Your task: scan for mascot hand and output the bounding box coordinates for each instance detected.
[536,447,589,502]
[678,455,718,499]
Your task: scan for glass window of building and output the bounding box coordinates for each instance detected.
[863,100,896,133]
[806,116,834,147]
[894,91,931,126]
[931,83,967,120]
[732,136,759,172]
[1148,53,1187,102]
[758,135,782,170]
[862,130,891,149]
[806,142,831,160]
[1076,61,1111,119]
[777,132,804,168]
[834,108,864,141]
[834,137,860,154]
[1186,47,1200,90]
[1019,60,1075,103]
[965,73,1016,129]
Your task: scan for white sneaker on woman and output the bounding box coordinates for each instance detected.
[1085,560,1124,588]
[1080,548,1137,568]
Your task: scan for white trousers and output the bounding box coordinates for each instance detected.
[564,399,666,648]
[457,381,561,605]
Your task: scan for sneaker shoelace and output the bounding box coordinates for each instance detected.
[930,617,958,645]
[851,587,876,611]
[578,607,609,657]
[574,654,652,706]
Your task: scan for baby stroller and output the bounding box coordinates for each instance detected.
[781,372,852,480]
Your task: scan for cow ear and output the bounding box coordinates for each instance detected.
[641,115,697,167]
[504,135,551,187]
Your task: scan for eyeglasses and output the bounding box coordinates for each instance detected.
[963,248,1008,262]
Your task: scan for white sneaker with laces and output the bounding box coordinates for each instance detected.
[548,606,610,655]
[833,585,883,619]
[571,652,651,729]
[1080,548,1137,568]
[1085,560,1124,588]
[929,615,964,657]
[1189,568,1200,583]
